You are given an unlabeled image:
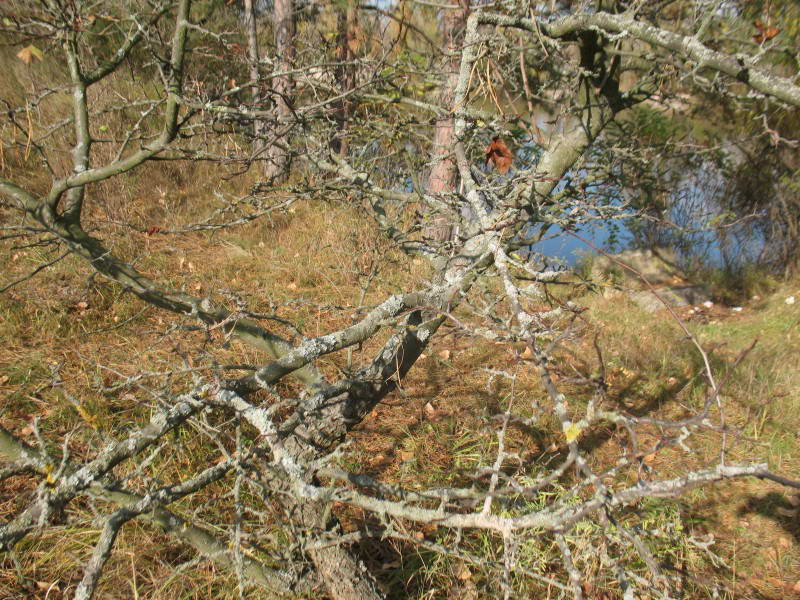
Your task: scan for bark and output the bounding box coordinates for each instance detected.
[266,0,296,183]
[244,0,266,166]
[424,1,470,244]
[330,1,357,158]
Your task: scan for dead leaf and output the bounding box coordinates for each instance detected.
[17,44,44,64]
[455,563,471,581]
[793,580,800,593]
[75,301,88,310]
[398,449,414,461]
[438,349,450,360]
[424,402,435,417]
[484,136,513,174]
[753,19,779,44]
[520,346,533,360]
[0,375,9,385]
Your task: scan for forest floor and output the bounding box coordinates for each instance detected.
[1,187,799,598]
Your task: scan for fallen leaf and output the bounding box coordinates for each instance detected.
[455,563,472,581]
[438,349,450,360]
[424,402,435,417]
[484,136,513,174]
[793,580,800,593]
[17,44,44,64]
[0,375,9,385]
[520,346,533,360]
[398,449,414,461]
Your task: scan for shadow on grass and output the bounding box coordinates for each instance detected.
[738,491,800,543]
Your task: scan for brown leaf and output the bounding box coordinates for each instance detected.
[484,136,513,174]
[753,19,779,44]
[398,449,414,461]
[16,44,44,64]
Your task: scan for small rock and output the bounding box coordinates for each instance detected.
[732,306,743,312]
[703,300,714,308]
[786,296,796,305]
[424,402,436,417]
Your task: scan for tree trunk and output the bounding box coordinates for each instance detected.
[267,0,296,183]
[243,0,265,168]
[424,1,470,243]
[331,1,357,158]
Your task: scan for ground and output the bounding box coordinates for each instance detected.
[1,191,799,598]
